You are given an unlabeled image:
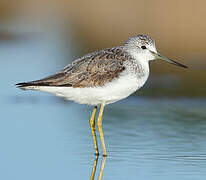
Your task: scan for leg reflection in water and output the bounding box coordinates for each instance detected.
[90,156,106,180]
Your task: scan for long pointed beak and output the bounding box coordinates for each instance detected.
[150,51,188,68]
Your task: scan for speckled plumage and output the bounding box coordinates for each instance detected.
[16,34,187,105]
[16,34,188,156]
[17,47,135,88]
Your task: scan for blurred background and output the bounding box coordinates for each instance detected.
[1,0,206,96]
[1,1,206,180]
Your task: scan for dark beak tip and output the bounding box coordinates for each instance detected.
[181,64,188,69]
[182,63,189,69]
[170,59,188,69]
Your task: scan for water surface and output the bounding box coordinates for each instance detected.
[1,29,206,180]
[1,96,206,180]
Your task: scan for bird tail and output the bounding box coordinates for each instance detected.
[16,71,71,90]
[15,81,49,90]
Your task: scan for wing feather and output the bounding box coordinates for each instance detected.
[16,47,131,88]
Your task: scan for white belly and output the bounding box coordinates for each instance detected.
[30,72,149,106]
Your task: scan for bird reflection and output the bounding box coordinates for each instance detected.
[90,156,106,180]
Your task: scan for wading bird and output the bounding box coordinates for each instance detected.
[16,34,187,156]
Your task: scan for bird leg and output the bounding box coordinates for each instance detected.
[97,103,107,156]
[90,155,99,180]
[90,106,99,156]
[97,156,106,180]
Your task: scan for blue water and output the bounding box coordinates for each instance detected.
[2,95,206,180]
[1,34,206,180]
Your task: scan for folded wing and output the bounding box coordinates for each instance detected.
[16,47,131,88]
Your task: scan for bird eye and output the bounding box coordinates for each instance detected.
[141,46,146,49]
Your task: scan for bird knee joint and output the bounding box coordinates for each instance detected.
[90,121,95,127]
[97,122,102,128]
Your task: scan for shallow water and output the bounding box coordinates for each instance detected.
[1,31,206,180]
[1,96,206,180]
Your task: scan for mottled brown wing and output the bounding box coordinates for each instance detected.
[16,47,131,88]
[59,47,130,87]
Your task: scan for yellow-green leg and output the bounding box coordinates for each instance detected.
[90,106,99,155]
[97,156,106,180]
[90,155,98,180]
[97,103,107,156]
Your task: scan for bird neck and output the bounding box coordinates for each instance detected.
[128,51,150,75]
